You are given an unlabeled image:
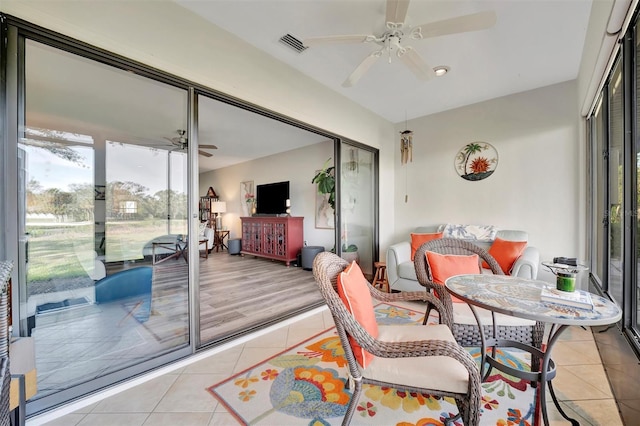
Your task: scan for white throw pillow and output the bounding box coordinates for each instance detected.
[439,224,497,242]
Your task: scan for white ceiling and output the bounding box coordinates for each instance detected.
[176,0,593,123]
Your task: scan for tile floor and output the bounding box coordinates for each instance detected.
[28,301,622,426]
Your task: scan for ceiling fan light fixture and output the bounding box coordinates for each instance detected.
[304,1,496,86]
[433,66,450,77]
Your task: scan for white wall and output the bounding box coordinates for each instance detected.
[391,81,580,278]
[200,141,336,250]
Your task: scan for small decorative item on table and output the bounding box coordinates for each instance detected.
[540,287,594,309]
[542,259,589,292]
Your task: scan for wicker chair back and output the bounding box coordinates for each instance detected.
[414,238,544,358]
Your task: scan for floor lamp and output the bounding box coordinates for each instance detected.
[211,201,226,248]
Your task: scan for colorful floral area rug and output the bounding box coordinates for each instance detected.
[207,303,538,426]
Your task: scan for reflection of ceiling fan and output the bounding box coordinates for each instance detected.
[164,129,218,157]
[303,0,496,87]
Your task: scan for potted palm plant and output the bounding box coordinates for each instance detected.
[341,243,359,263]
[311,158,335,211]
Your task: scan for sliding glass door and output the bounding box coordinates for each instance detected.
[589,96,606,287]
[608,58,624,306]
[195,93,331,346]
[339,143,377,278]
[3,16,380,417]
[16,38,191,412]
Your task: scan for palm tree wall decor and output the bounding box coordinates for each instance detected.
[455,142,498,181]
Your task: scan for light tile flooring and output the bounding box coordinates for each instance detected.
[29,301,622,426]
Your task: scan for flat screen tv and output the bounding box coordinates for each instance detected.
[256,181,290,215]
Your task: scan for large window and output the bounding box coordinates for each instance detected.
[634,21,640,335]
[339,143,377,278]
[608,58,624,307]
[590,97,606,285]
[587,15,640,352]
[105,142,187,262]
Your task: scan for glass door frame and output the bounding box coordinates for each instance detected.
[0,12,382,416]
[335,139,379,274]
[2,17,196,415]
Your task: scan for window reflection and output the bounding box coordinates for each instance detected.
[105,142,187,262]
[22,39,190,407]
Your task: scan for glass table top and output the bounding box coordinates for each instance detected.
[445,274,621,326]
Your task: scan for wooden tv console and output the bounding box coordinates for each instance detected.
[240,216,304,266]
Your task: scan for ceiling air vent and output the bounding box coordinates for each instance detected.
[279,34,308,53]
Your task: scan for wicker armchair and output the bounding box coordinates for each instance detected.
[0,357,9,426]
[312,252,481,426]
[414,238,545,353]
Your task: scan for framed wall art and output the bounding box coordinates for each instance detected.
[240,181,254,217]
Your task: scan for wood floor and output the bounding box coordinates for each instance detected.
[107,250,323,348]
[198,251,324,344]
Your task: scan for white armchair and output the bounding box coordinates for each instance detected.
[387,225,539,292]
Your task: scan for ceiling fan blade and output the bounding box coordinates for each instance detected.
[342,51,382,88]
[199,144,218,149]
[198,150,213,157]
[415,10,497,39]
[398,46,435,81]
[303,35,371,46]
[386,0,410,25]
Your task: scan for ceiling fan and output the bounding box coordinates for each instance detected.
[303,0,497,87]
[164,129,218,157]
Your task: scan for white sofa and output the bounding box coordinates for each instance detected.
[387,225,539,292]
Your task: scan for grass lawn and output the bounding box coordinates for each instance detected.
[26,219,188,295]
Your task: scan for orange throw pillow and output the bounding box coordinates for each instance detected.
[337,261,378,368]
[410,232,443,261]
[425,251,480,303]
[482,237,527,274]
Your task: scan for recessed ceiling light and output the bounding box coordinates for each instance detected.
[433,66,449,77]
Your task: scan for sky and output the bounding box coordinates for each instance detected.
[23,141,187,196]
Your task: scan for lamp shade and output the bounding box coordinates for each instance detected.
[211,201,226,214]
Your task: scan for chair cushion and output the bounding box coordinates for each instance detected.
[426,251,480,303]
[482,237,527,274]
[361,325,469,394]
[410,232,443,261]
[337,261,378,368]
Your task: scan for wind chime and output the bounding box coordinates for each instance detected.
[400,130,413,165]
[400,128,413,203]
